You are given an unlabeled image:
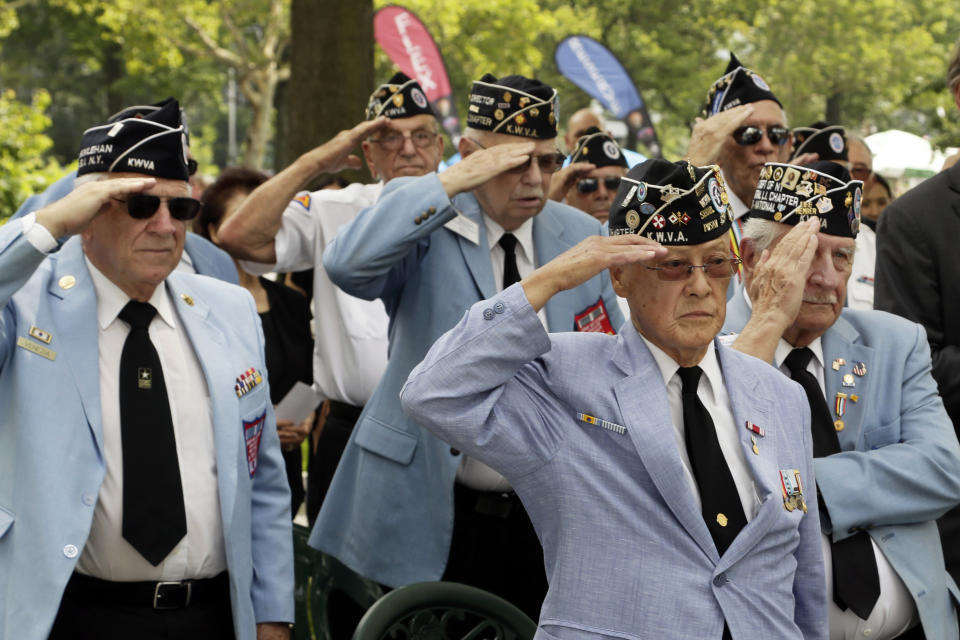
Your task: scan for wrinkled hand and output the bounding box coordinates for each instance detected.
[307,117,390,175]
[522,234,666,311]
[256,622,290,640]
[438,142,536,197]
[546,161,596,202]
[747,218,819,328]
[34,176,157,239]
[684,104,754,166]
[276,412,314,449]
[791,151,819,167]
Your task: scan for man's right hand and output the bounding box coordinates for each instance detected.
[438,142,536,197]
[746,218,819,329]
[521,234,666,312]
[305,117,390,175]
[34,177,156,239]
[684,104,754,167]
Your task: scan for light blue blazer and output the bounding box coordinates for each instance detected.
[724,290,960,639]
[0,222,294,640]
[11,169,239,285]
[401,284,827,639]
[311,173,623,587]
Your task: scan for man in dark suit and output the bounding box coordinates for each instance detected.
[875,39,960,589]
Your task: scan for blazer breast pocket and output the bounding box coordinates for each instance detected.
[355,416,419,465]
[861,417,900,450]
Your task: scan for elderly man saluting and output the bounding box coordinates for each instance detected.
[725,160,960,639]
[401,159,827,639]
[0,100,293,640]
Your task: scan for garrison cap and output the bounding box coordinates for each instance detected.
[570,127,628,168]
[749,161,862,237]
[609,159,732,245]
[366,72,435,120]
[466,73,558,139]
[77,97,189,181]
[703,53,782,117]
[790,122,848,162]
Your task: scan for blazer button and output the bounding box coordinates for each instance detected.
[712,573,728,587]
[483,308,495,320]
[493,302,505,314]
[428,207,437,215]
[63,544,79,558]
[81,492,95,506]
[414,216,423,225]
[450,447,460,456]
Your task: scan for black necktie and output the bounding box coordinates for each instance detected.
[678,366,747,556]
[118,300,187,566]
[783,348,880,619]
[499,233,521,289]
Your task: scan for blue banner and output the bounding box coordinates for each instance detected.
[555,35,661,157]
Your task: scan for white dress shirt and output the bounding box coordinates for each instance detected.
[455,215,545,492]
[241,182,389,407]
[640,334,760,521]
[848,225,876,311]
[75,259,226,581]
[773,339,918,640]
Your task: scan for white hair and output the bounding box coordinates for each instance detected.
[741,216,857,259]
[741,217,787,253]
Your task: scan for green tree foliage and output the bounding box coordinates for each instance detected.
[0,89,64,224]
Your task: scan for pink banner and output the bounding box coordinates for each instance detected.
[374,5,460,143]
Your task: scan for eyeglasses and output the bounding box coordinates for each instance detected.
[850,164,872,181]
[187,158,199,176]
[465,138,566,175]
[369,130,439,151]
[113,194,203,221]
[576,176,622,194]
[645,257,742,281]
[732,125,791,146]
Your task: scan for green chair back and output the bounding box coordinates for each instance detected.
[351,581,538,640]
[293,523,384,639]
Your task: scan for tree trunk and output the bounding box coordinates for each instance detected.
[825,92,844,126]
[280,0,373,184]
[242,65,279,169]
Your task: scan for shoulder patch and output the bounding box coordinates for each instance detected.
[293,193,311,210]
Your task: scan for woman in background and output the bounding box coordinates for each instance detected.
[198,167,314,517]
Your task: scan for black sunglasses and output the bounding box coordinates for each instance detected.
[114,194,203,221]
[732,125,791,146]
[187,158,199,176]
[576,176,622,194]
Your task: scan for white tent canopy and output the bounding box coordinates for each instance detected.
[865,129,946,179]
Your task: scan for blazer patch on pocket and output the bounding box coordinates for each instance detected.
[243,410,266,477]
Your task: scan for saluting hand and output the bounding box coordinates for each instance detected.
[306,116,391,175]
[746,218,819,329]
[34,176,156,239]
[438,141,536,197]
[521,234,666,312]
[546,161,596,203]
[684,104,754,167]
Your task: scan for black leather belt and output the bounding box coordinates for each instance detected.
[327,399,363,422]
[65,571,229,610]
[455,483,521,519]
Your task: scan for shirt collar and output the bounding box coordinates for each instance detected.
[638,330,723,404]
[485,215,535,264]
[85,256,176,330]
[774,335,824,372]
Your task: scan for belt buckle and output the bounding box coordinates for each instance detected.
[153,581,192,610]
